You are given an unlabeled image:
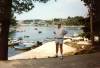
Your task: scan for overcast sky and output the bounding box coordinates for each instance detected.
[15,0,88,20]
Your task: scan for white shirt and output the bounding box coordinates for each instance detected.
[54,27,66,38]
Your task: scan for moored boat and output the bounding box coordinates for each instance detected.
[38,31,42,34]
[14,42,35,50]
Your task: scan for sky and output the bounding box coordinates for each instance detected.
[15,0,88,20]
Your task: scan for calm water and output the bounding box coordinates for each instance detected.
[10,26,83,42]
[8,26,83,57]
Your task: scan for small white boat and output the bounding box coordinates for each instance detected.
[14,42,35,50]
[8,39,20,46]
[77,41,92,45]
[72,37,84,41]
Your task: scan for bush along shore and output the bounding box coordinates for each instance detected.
[64,40,98,56]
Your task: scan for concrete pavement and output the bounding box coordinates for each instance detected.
[9,41,77,60]
[0,52,100,68]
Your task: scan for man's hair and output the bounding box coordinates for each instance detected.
[58,23,61,25]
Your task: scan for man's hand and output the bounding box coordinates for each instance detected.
[53,32,56,34]
[64,30,67,35]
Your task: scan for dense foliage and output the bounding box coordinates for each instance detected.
[53,16,85,26]
[11,14,17,26]
[12,0,49,14]
[64,16,85,26]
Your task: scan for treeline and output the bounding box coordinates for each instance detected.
[14,16,86,26]
[53,16,85,26]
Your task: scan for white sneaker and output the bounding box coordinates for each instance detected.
[59,55,63,59]
[54,55,58,58]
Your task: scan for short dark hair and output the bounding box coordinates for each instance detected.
[58,23,61,25]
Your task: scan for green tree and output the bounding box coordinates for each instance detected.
[65,16,85,26]
[45,20,52,25]
[11,14,17,26]
[53,18,61,25]
[82,17,91,38]
[12,0,49,14]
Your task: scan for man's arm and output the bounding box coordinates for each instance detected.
[63,29,68,35]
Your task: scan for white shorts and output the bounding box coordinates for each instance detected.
[55,38,63,44]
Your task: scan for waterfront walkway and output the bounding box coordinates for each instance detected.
[9,41,77,60]
[0,52,100,68]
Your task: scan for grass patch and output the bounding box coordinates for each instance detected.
[64,41,96,55]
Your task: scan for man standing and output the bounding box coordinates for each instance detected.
[54,23,67,59]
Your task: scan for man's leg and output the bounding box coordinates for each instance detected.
[60,44,63,56]
[56,42,59,57]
